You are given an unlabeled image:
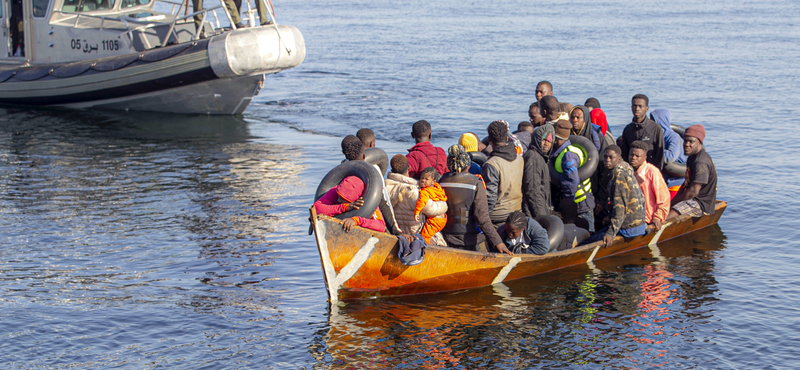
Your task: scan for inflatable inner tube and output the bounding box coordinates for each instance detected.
[364,147,389,177]
[664,124,687,178]
[314,160,383,220]
[549,135,599,185]
[469,151,487,167]
[534,215,564,253]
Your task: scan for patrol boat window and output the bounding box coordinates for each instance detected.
[34,0,50,17]
[61,0,118,12]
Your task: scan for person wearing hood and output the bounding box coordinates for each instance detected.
[313,176,386,233]
[649,109,688,191]
[440,145,510,254]
[482,120,524,226]
[521,124,554,219]
[584,98,609,137]
[569,105,603,153]
[551,120,596,232]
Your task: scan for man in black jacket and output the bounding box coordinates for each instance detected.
[521,124,554,219]
[618,94,665,169]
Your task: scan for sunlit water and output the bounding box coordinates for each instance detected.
[2,0,800,368]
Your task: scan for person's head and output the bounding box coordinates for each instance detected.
[629,140,648,170]
[535,81,553,102]
[336,176,365,203]
[569,105,589,132]
[539,95,561,121]
[683,124,706,156]
[447,144,471,173]
[356,128,375,148]
[554,119,571,148]
[487,120,509,146]
[604,145,622,170]
[517,121,534,133]
[649,109,672,133]
[504,211,528,240]
[631,94,649,123]
[341,135,365,161]
[458,132,479,152]
[528,102,545,126]
[411,120,432,143]
[533,124,554,156]
[390,154,409,175]
[419,167,438,188]
[560,102,574,114]
[584,98,601,111]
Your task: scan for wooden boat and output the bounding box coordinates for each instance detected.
[310,201,727,302]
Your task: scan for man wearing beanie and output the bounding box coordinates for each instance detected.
[482,120,524,227]
[618,94,665,169]
[669,124,717,218]
[550,120,596,232]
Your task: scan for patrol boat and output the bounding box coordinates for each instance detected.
[0,0,305,114]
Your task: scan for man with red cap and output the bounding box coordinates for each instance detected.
[668,124,717,218]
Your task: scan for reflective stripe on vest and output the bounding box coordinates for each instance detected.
[554,145,592,203]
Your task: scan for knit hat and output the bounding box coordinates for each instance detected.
[684,124,706,143]
[554,120,572,140]
[336,176,365,202]
[458,133,479,152]
[447,144,472,173]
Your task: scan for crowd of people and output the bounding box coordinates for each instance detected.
[314,81,718,256]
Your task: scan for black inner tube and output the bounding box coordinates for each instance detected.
[314,160,383,220]
[469,151,487,167]
[534,215,564,252]
[549,135,599,185]
[364,147,388,177]
[664,124,687,177]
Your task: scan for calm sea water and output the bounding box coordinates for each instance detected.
[2,0,800,368]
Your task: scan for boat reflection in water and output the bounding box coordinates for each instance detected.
[313,225,726,368]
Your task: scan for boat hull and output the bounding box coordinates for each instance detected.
[0,25,304,115]
[312,201,727,301]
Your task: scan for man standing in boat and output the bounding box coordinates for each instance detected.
[482,120,524,227]
[669,125,717,218]
[406,120,448,179]
[618,94,665,169]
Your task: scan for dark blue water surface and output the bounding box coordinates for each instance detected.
[2,0,800,368]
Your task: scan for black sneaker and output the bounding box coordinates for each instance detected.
[261,20,273,26]
[235,23,247,29]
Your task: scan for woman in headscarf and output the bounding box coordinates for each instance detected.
[438,145,510,255]
[521,124,554,219]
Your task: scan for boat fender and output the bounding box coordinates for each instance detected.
[0,70,15,83]
[664,124,687,177]
[140,43,192,62]
[549,135,599,185]
[469,151,487,167]
[314,160,383,220]
[51,61,93,78]
[92,54,141,72]
[364,147,388,177]
[534,215,564,252]
[14,66,51,81]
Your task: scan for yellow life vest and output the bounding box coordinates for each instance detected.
[554,145,592,203]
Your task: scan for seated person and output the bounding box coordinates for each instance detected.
[414,167,448,244]
[513,121,534,153]
[496,211,549,255]
[669,125,717,218]
[583,145,647,247]
[356,128,376,148]
[385,154,424,235]
[313,176,385,233]
[650,109,688,195]
[406,120,448,179]
[439,144,508,254]
[458,132,484,175]
[629,140,670,232]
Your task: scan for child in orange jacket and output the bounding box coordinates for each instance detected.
[414,167,448,243]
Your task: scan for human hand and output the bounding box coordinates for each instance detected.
[496,243,514,256]
[603,235,614,247]
[400,234,414,243]
[651,218,662,232]
[348,197,364,211]
[341,218,356,232]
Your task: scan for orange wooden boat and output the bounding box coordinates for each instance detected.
[310,201,726,302]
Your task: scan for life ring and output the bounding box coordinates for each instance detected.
[664,124,687,177]
[364,147,388,176]
[469,151,487,166]
[549,135,599,185]
[534,215,564,253]
[314,160,383,220]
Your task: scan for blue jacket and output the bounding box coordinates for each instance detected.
[650,109,686,165]
[497,217,550,255]
[550,140,595,214]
